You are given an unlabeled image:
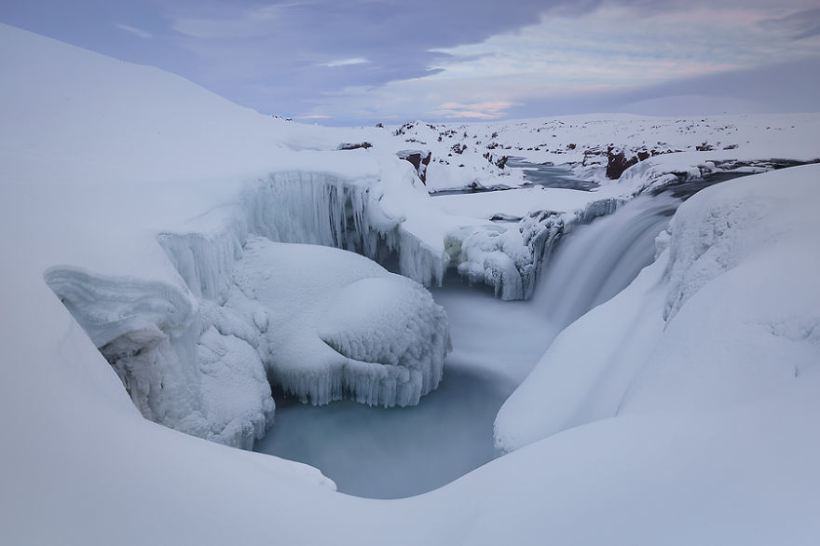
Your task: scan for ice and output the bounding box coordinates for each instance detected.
[44,267,274,449]
[227,237,450,407]
[45,234,451,447]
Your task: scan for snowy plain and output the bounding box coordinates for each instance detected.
[2,21,820,546]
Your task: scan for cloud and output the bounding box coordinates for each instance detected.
[296,113,333,120]
[760,7,820,39]
[171,4,280,39]
[114,23,153,39]
[158,0,578,114]
[6,0,819,123]
[299,2,820,122]
[321,57,370,68]
[434,101,514,119]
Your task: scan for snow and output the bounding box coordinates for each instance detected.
[495,165,820,453]
[3,21,820,546]
[345,115,820,193]
[227,237,450,407]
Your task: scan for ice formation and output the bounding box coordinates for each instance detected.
[225,237,450,406]
[45,268,274,449]
[48,213,451,448]
[444,196,621,300]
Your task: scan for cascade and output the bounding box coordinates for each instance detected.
[532,194,679,330]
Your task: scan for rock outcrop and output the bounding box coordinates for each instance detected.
[397,149,432,184]
[337,142,373,151]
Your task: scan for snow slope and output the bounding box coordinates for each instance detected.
[495,165,820,453]
[3,22,820,546]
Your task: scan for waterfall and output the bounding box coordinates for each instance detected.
[533,194,680,330]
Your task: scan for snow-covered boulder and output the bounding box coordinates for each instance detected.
[494,165,820,453]
[226,237,450,407]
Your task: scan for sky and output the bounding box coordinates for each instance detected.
[2,0,820,124]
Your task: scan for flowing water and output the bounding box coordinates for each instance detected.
[507,157,599,191]
[534,194,679,330]
[255,193,680,499]
[430,160,593,196]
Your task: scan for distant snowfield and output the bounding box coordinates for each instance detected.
[2,22,820,545]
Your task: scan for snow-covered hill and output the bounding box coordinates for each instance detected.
[2,22,820,546]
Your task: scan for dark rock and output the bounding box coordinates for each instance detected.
[490,213,523,222]
[451,143,467,155]
[337,142,372,151]
[393,122,414,136]
[397,149,432,184]
[606,146,639,179]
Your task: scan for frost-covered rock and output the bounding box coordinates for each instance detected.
[226,237,450,407]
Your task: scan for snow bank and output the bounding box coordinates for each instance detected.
[495,165,820,452]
